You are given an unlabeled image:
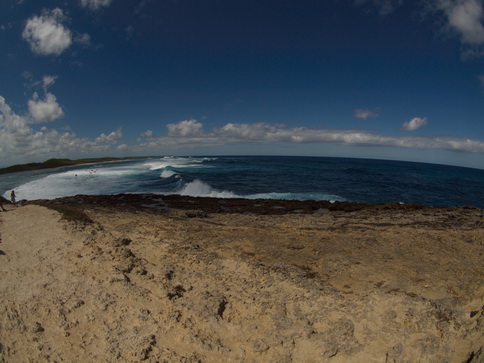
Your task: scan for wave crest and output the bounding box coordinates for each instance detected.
[178,179,238,198]
[160,170,177,178]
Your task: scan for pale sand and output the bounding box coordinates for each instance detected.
[0,201,483,362]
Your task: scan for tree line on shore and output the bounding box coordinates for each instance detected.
[0,157,141,175]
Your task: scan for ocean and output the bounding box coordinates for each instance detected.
[1,156,483,208]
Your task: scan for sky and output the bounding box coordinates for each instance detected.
[1,0,484,169]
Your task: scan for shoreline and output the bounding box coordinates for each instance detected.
[0,157,144,176]
[1,195,483,361]
[29,192,483,215]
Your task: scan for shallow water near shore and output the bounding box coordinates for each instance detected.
[1,155,483,208]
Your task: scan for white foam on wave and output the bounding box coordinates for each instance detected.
[160,170,178,178]
[5,173,91,200]
[145,161,171,170]
[173,183,344,202]
[6,164,144,200]
[178,179,238,198]
[144,157,209,171]
[2,157,346,203]
[247,192,345,202]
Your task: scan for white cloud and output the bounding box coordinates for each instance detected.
[23,74,58,92]
[0,95,124,165]
[402,117,428,131]
[2,103,484,166]
[42,75,57,88]
[354,108,379,120]
[135,119,484,154]
[75,33,91,46]
[167,119,204,137]
[28,92,64,123]
[80,0,113,11]
[42,75,58,91]
[357,0,484,57]
[22,8,72,56]
[95,129,123,144]
[140,129,153,137]
[376,0,404,15]
[216,122,281,140]
[437,0,484,45]
[22,71,34,84]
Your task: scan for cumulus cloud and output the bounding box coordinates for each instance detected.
[22,8,72,56]
[23,74,58,92]
[42,75,57,90]
[402,117,428,131]
[436,0,484,45]
[354,108,379,120]
[428,0,484,58]
[135,119,484,154]
[79,0,113,11]
[167,119,204,137]
[216,122,282,140]
[356,0,484,57]
[28,92,64,123]
[75,33,91,46]
[140,129,153,137]
[2,102,484,166]
[0,95,122,165]
[95,128,123,144]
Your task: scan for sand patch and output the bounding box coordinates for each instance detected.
[0,200,483,362]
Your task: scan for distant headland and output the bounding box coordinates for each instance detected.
[0,157,143,175]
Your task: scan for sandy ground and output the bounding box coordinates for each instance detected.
[0,198,483,362]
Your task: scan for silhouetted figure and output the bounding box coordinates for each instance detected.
[10,190,16,206]
[0,199,6,212]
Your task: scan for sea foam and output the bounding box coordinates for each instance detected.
[160,170,178,178]
[246,192,345,202]
[178,179,238,198]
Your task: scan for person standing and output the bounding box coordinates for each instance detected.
[10,190,16,206]
[0,198,6,211]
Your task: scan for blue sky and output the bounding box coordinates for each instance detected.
[1,0,484,168]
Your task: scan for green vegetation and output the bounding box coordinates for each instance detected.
[0,157,141,175]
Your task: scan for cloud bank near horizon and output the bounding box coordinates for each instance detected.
[136,119,484,154]
[2,92,484,166]
[0,95,124,164]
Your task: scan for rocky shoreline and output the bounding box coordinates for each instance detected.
[29,192,482,215]
[1,195,483,362]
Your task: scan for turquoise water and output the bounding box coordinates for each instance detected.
[1,156,483,208]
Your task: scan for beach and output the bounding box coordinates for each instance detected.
[0,195,483,362]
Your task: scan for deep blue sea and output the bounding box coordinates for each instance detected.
[1,156,483,208]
